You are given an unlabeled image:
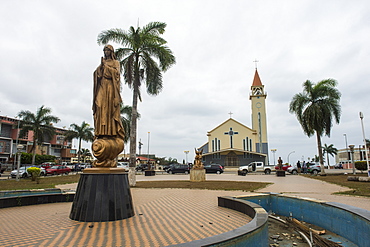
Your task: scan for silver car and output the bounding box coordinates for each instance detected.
[10,166,46,178]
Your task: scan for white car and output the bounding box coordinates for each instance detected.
[10,166,46,178]
[117,162,129,172]
[287,166,298,175]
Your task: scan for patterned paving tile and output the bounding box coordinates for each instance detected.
[0,189,251,247]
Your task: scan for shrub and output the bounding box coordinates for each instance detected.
[355,161,368,172]
[27,167,41,182]
[21,153,56,165]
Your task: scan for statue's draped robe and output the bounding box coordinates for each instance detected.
[93,59,124,139]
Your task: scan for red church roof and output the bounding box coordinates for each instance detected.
[252,69,263,86]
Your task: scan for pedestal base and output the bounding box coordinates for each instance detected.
[190,169,206,182]
[276,170,286,177]
[69,170,134,222]
[145,170,155,176]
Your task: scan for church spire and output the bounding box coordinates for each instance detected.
[252,69,263,87]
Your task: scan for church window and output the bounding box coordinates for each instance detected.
[212,140,215,152]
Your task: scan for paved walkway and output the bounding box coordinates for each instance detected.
[1,171,369,246]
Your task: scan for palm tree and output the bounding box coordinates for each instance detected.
[120,104,140,144]
[17,105,60,165]
[80,148,92,163]
[64,121,94,165]
[97,22,176,184]
[322,144,338,168]
[289,79,341,174]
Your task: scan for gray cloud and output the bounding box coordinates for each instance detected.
[1,0,370,164]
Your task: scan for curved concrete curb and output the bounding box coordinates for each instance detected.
[170,196,269,247]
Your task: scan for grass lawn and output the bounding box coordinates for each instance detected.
[303,173,370,197]
[0,173,369,198]
[0,174,81,191]
[0,174,269,192]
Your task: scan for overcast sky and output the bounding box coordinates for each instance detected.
[1,0,370,165]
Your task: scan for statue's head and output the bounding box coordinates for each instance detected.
[103,44,116,60]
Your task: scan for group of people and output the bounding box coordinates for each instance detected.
[296,160,308,174]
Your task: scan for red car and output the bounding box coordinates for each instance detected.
[46,165,71,175]
[40,162,56,169]
[274,164,291,171]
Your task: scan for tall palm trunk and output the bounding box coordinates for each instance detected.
[128,84,139,186]
[31,140,37,165]
[316,131,326,174]
[78,138,82,164]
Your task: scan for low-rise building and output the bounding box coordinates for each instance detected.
[0,115,77,165]
[335,146,369,168]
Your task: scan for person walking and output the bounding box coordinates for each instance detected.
[302,161,307,174]
[296,161,301,173]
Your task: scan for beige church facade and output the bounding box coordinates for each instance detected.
[199,69,269,167]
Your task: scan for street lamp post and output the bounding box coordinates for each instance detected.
[287,151,295,165]
[13,117,20,170]
[349,145,355,175]
[344,134,349,168]
[359,112,370,177]
[147,132,150,168]
[16,144,23,181]
[270,149,277,166]
[184,151,189,165]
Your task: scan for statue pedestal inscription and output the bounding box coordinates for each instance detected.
[190,169,206,182]
[69,168,134,222]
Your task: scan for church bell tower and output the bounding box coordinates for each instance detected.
[250,69,268,158]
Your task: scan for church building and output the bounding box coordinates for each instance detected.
[199,69,269,167]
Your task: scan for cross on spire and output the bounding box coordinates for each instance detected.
[253,59,259,69]
[228,112,233,118]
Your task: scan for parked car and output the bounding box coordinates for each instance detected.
[136,163,149,171]
[10,166,46,178]
[287,166,299,175]
[118,162,129,172]
[307,163,321,174]
[46,165,71,175]
[78,163,91,170]
[40,162,56,169]
[167,164,190,174]
[204,164,224,174]
[274,164,291,171]
[238,161,275,175]
[65,163,80,172]
[162,164,172,172]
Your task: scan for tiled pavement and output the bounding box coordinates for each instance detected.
[2,171,370,246]
[0,188,252,247]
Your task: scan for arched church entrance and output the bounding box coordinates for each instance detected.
[225,151,240,167]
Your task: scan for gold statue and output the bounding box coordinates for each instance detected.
[193,148,204,169]
[92,45,124,167]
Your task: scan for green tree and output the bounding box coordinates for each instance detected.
[322,144,338,168]
[64,121,94,165]
[80,148,92,163]
[97,22,176,185]
[289,79,341,174]
[17,105,60,165]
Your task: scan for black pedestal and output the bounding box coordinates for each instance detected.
[276,170,286,177]
[145,170,155,176]
[69,170,134,222]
